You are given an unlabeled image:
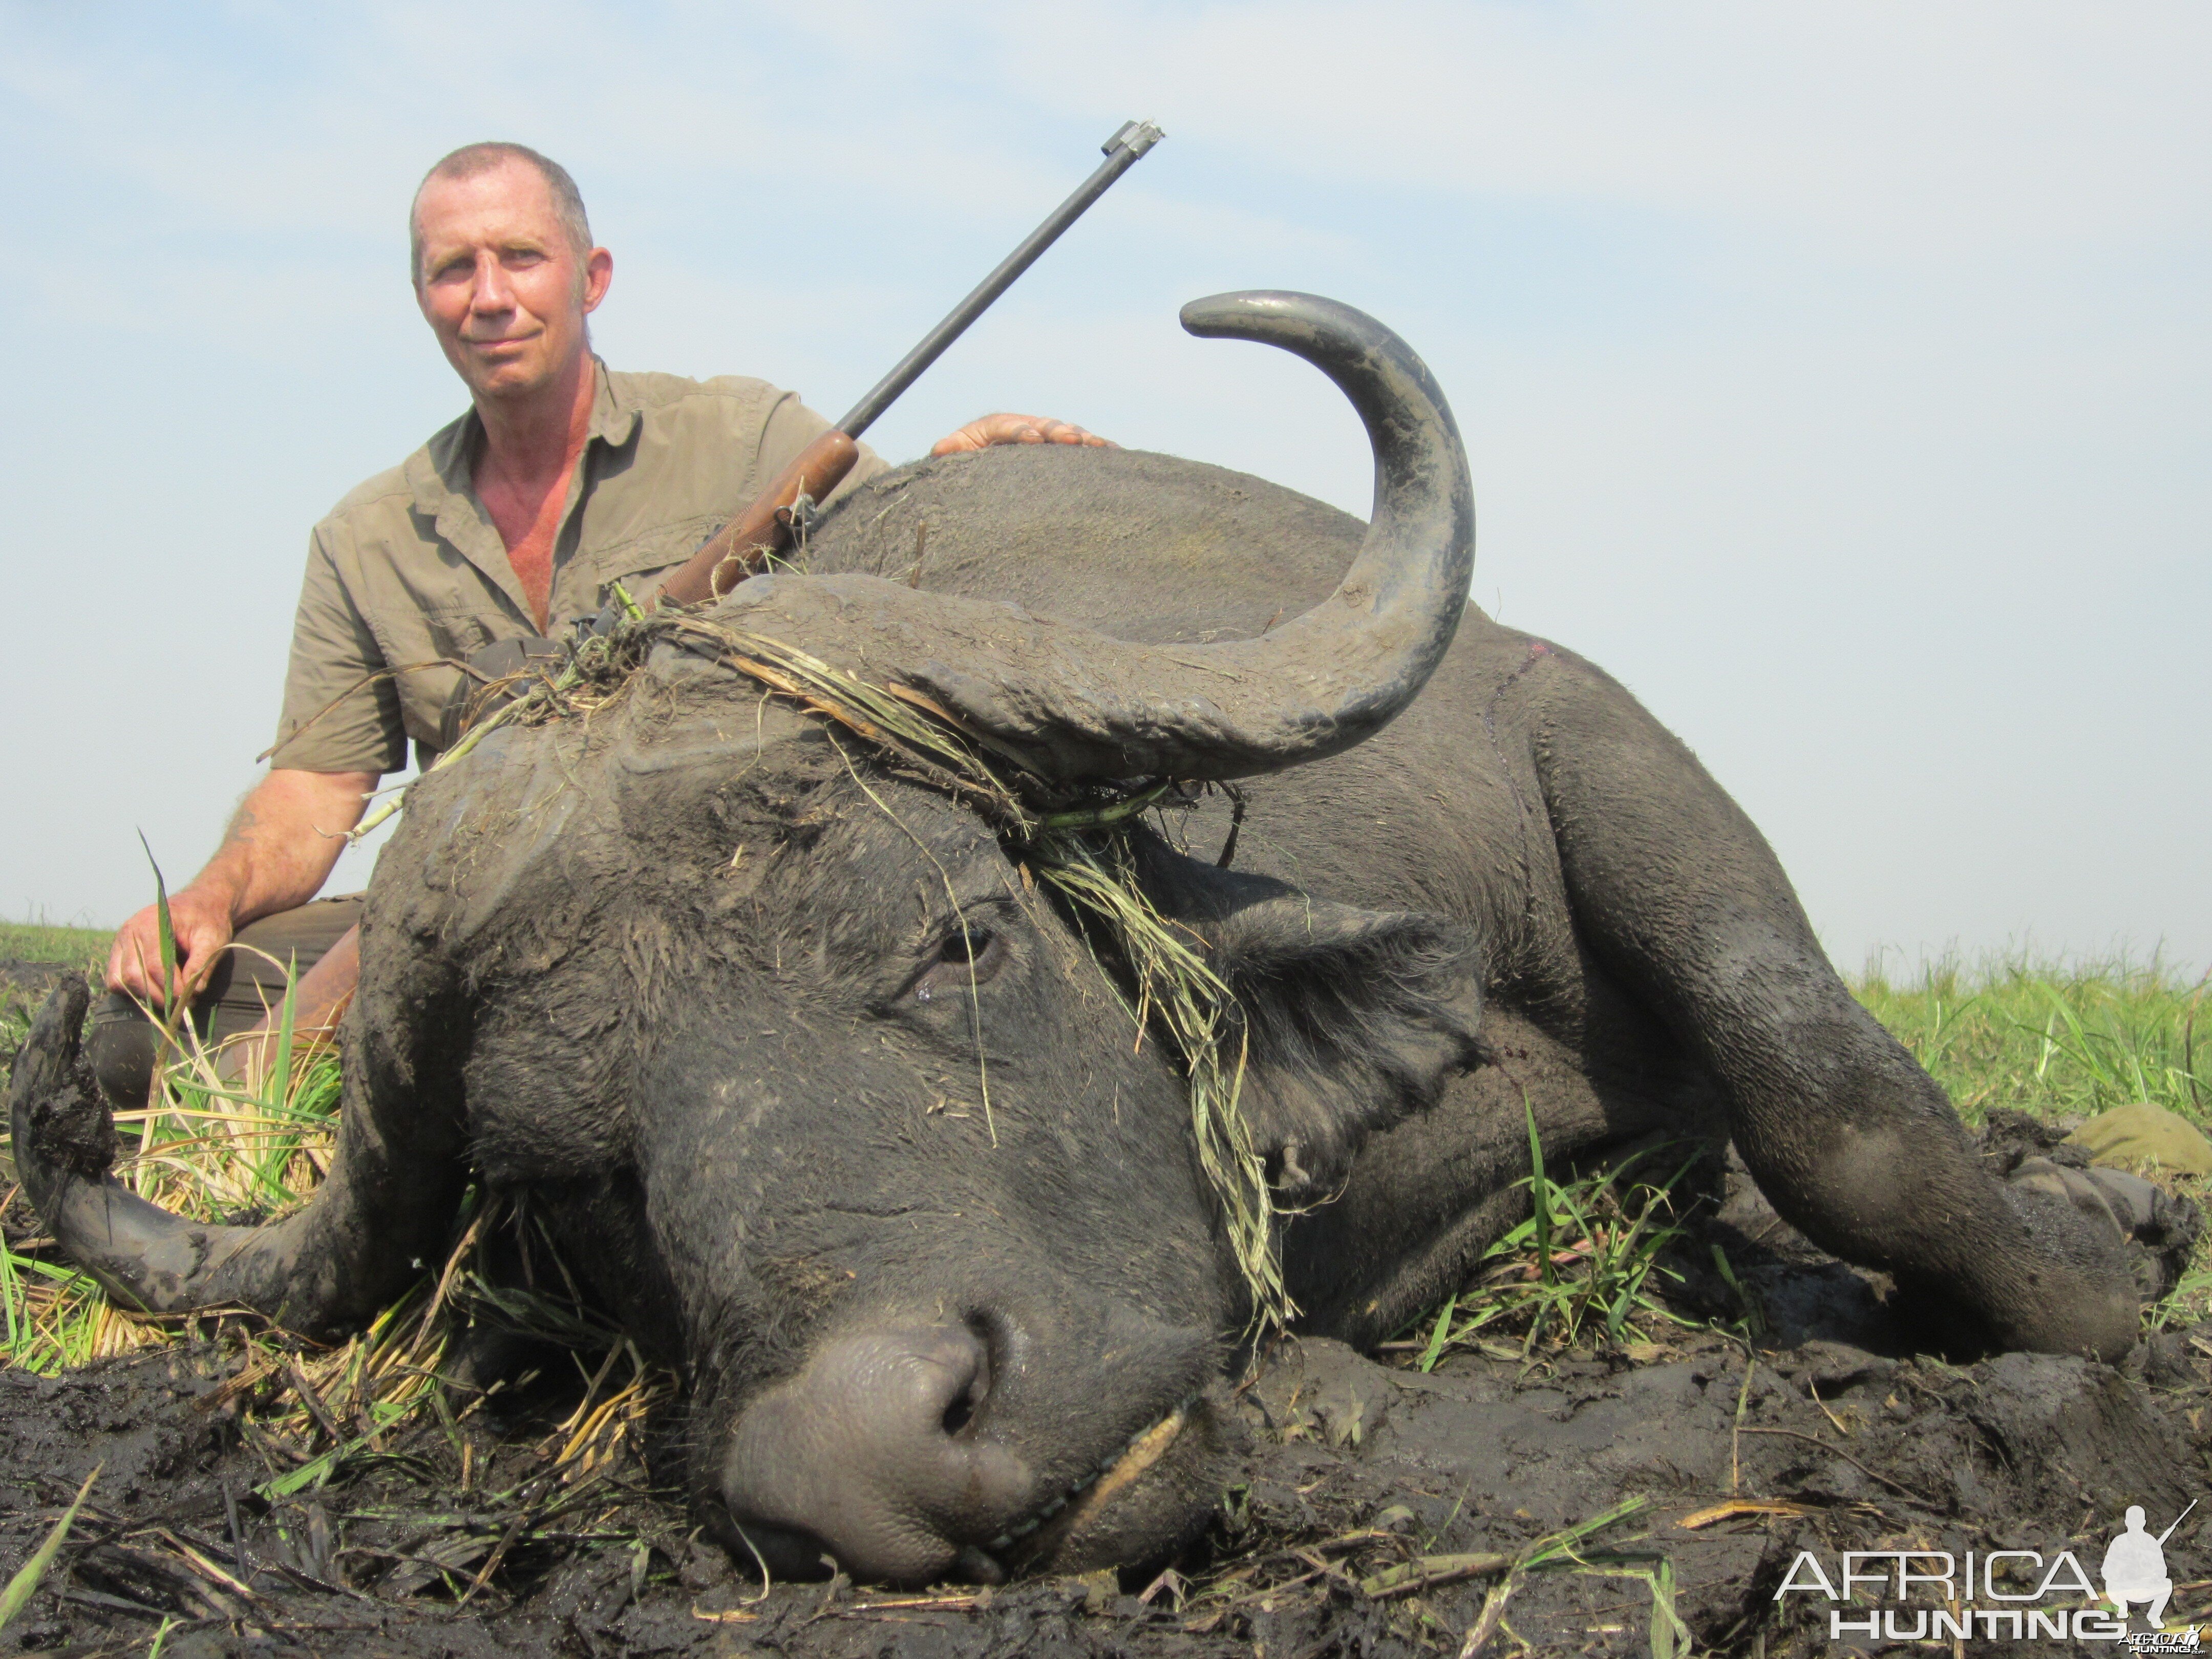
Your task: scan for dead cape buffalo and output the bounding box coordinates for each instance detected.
[11,292,2164,1587]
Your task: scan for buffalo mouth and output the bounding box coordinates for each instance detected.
[985,1393,1199,1573]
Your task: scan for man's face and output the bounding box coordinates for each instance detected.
[412,158,612,406]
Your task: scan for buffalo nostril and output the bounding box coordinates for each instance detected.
[941,1317,995,1437]
[941,1383,978,1437]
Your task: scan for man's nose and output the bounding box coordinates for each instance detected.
[470,251,515,313]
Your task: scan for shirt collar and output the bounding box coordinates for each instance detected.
[406,357,635,516]
[586,355,641,449]
[399,358,630,622]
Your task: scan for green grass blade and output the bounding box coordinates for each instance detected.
[1607,1287,1632,1344]
[1649,1556,1682,1659]
[1,1246,20,1355]
[1524,1494,1648,1570]
[0,1463,99,1631]
[1418,1293,1457,1373]
[259,1397,414,1499]
[137,832,179,1029]
[1525,1098,1553,1289]
[269,951,299,1114]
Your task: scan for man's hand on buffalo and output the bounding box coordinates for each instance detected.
[930,413,1114,456]
[105,767,376,1008]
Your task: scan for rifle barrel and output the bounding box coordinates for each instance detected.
[836,119,1163,440]
[2158,1498,2199,1545]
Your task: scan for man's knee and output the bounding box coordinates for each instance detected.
[86,989,162,1110]
[213,895,363,1042]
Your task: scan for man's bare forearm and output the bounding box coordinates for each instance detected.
[193,769,377,924]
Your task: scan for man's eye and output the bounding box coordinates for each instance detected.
[913,926,1005,1002]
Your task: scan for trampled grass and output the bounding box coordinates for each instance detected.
[0,936,658,1513]
[1,974,347,1373]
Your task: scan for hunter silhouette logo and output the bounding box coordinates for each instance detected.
[2105,1501,2195,1630]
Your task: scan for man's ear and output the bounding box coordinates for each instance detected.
[1137,846,1484,1201]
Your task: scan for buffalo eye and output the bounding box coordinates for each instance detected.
[912,924,1006,1003]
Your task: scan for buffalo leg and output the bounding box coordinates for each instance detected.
[1518,648,2139,1358]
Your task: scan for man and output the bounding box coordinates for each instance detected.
[97,141,1103,1088]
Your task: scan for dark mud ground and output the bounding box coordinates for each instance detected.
[10,1200,2210,1656]
[7,967,2211,1656]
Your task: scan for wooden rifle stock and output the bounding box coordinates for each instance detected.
[655,429,860,608]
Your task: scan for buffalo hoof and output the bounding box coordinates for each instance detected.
[1960,1159,2185,1362]
[2008,1155,2201,1303]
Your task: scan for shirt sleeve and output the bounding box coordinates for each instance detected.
[267,525,408,776]
[752,393,891,501]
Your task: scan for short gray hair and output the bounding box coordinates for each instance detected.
[409,142,593,284]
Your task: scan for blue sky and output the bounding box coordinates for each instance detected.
[2,2,2206,976]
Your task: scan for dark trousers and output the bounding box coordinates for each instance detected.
[87,894,364,1110]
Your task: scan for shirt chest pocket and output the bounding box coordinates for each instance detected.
[591,519,717,605]
[422,606,495,662]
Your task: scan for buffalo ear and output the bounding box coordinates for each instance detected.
[1137,850,1483,1201]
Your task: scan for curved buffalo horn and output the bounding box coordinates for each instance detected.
[9,977,469,1342]
[714,290,1475,782]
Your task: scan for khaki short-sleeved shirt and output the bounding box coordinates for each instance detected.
[269,360,886,775]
